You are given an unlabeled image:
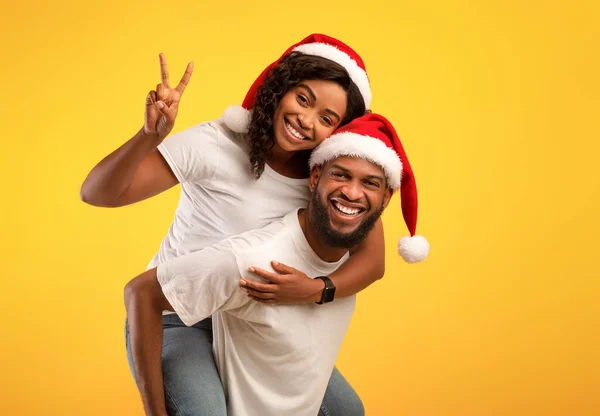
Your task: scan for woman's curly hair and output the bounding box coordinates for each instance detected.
[247,52,366,178]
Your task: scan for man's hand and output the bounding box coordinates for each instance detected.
[239,261,325,304]
[144,53,194,140]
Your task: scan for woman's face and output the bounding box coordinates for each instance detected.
[272,79,348,154]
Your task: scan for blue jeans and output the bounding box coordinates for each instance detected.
[125,314,364,416]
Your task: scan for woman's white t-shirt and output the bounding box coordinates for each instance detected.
[149,118,310,269]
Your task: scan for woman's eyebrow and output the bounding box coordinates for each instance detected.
[324,109,341,122]
[297,84,341,122]
[297,83,316,101]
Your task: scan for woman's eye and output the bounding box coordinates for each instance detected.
[321,116,333,126]
[297,95,309,105]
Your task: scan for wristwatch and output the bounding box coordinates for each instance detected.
[315,276,336,304]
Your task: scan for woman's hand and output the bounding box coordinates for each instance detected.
[144,53,194,140]
[240,261,325,305]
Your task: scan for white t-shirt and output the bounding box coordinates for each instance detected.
[157,210,354,416]
[149,119,311,269]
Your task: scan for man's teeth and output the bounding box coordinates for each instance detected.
[332,201,361,216]
[285,121,307,140]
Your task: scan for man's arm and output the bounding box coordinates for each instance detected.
[124,268,174,416]
[124,243,247,414]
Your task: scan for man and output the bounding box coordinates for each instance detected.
[124,113,429,416]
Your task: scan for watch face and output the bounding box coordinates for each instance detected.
[316,276,336,304]
[322,286,336,303]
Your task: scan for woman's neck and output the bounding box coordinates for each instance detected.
[267,147,310,179]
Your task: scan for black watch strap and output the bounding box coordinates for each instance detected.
[315,276,336,305]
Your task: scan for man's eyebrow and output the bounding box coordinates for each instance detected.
[330,163,385,182]
[297,84,342,123]
[330,163,350,173]
[364,174,386,183]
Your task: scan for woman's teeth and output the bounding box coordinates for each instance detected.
[332,201,362,216]
[285,121,307,140]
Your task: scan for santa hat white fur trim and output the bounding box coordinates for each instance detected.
[293,43,372,110]
[223,105,251,133]
[398,235,429,263]
[309,132,402,190]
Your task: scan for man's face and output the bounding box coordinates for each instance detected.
[308,156,393,249]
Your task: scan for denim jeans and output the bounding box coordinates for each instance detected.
[125,314,364,416]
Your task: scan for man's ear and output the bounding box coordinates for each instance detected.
[309,165,322,192]
[382,187,394,210]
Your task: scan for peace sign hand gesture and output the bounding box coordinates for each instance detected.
[144,53,194,140]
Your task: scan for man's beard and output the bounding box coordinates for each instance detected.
[310,191,384,249]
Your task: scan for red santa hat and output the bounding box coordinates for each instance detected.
[223,34,371,133]
[309,113,429,263]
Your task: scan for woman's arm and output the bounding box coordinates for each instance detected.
[80,131,178,207]
[328,217,385,298]
[80,54,193,207]
[240,218,385,304]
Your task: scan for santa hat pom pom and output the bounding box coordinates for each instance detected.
[223,105,251,133]
[398,235,429,263]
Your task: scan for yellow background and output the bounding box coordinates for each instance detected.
[2,0,599,415]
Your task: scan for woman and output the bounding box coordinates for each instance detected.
[81,34,381,416]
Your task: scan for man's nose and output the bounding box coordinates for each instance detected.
[340,180,363,201]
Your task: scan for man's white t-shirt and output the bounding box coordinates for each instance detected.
[157,210,355,416]
[149,119,310,269]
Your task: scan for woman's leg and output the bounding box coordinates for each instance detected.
[318,366,364,416]
[125,314,227,416]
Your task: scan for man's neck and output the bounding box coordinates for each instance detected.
[298,209,347,263]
